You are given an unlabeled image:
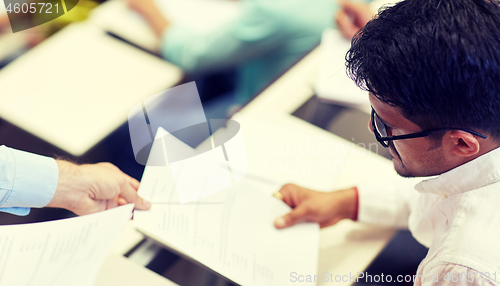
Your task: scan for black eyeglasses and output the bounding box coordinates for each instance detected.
[371,108,487,148]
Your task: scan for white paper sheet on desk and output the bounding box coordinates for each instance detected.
[134,129,319,286]
[0,204,134,286]
[315,29,370,110]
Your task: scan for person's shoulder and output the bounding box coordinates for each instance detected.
[434,187,500,277]
[420,261,499,286]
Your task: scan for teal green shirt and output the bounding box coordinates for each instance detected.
[161,0,338,103]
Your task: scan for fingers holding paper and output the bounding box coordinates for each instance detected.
[273,184,358,229]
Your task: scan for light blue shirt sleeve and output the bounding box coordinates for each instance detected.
[0,146,59,216]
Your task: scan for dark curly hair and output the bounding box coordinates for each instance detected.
[346,0,500,140]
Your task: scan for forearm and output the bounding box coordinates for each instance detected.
[0,16,10,32]
[46,160,82,212]
[129,0,169,37]
[145,9,169,38]
[335,187,359,221]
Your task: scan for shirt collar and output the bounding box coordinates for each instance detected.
[415,147,500,196]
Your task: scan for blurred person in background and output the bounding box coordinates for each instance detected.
[129,0,371,118]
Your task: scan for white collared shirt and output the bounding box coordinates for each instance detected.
[358,147,500,285]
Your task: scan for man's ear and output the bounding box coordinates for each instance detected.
[446,130,481,157]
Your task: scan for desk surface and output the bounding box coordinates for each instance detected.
[95,221,178,286]
[0,23,182,156]
[102,39,396,286]
[131,109,397,286]
[101,45,397,285]
[95,253,179,286]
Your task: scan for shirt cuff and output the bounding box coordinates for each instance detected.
[1,148,58,208]
[357,182,399,226]
[357,177,420,228]
[0,207,30,216]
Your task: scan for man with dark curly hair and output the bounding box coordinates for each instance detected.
[274,0,500,284]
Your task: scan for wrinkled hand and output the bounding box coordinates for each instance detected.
[47,161,151,215]
[274,184,357,229]
[335,0,374,40]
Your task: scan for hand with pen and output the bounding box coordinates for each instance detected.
[273,184,358,229]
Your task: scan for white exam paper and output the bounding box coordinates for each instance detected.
[134,128,319,286]
[0,204,134,286]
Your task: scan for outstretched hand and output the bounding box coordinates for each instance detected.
[47,161,151,215]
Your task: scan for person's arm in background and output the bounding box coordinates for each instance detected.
[128,0,289,74]
[128,0,169,38]
[0,146,150,216]
[335,0,374,40]
[336,0,395,40]
[0,1,10,32]
[0,15,9,32]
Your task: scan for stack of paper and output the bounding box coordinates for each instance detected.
[134,127,320,286]
[0,204,134,286]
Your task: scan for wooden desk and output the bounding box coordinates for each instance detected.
[0,23,182,156]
